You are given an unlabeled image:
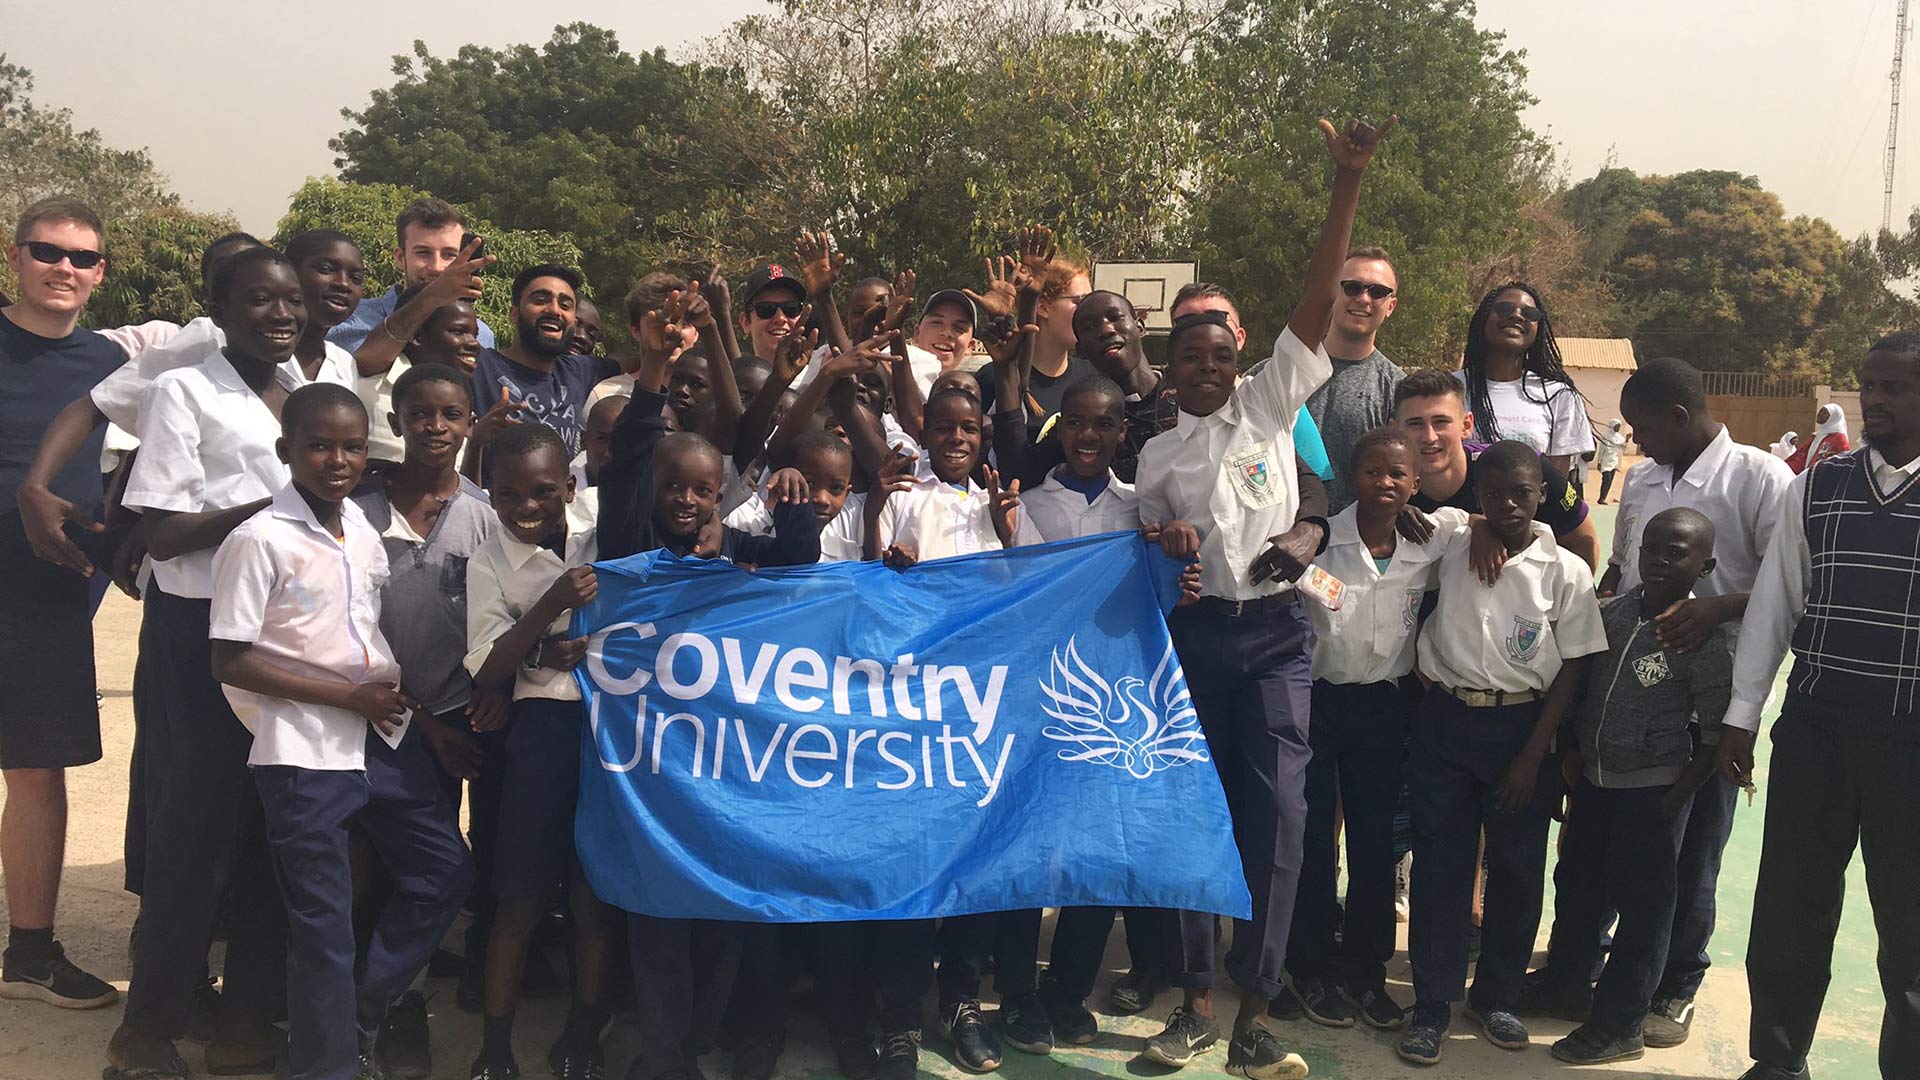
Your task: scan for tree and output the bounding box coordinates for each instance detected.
[275,178,585,341]
[88,206,243,327]
[0,55,176,232]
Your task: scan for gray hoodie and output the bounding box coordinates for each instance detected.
[1574,587,1732,788]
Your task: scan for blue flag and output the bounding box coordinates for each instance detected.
[570,532,1251,922]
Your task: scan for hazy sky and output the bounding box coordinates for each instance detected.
[5,0,1906,240]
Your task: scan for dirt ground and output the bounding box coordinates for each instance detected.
[0,503,1886,1080]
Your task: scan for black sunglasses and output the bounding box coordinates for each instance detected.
[1340,280,1395,301]
[1492,299,1542,323]
[751,299,805,320]
[18,240,104,270]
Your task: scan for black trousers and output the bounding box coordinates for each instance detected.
[1546,780,1688,1036]
[816,920,937,1035]
[1047,907,1164,1004]
[1748,702,1920,1077]
[627,915,746,1077]
[936,909,1041,1005]
[1160,600,1313,998]
[121,586,285,1038]
[1288,679,1408,990]
[1407,689,1554,1012]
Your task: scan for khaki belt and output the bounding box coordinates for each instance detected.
[1438,684,1541,707]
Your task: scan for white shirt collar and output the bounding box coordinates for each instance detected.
[497,525,589,572]
[1673,425,1735,489]
[267,483,369,539]
[1870,446,1920,479]
[1170,396,1240,441]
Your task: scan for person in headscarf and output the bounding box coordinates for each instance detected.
[1787,403,1850,473]
[1595,418,1627,503]
[1769,431,1799,460]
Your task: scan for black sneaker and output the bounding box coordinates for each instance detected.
[831,1030,878,1080]
[468,1054,520,1080]
[1038,982,1097,1046]
[730,1034,783,1080]
[1291,977,1354,1028]
[104,1024,190,1080]
[1107,969,1165,1015]
[876,1031,920,1080]
[1737,1065,1810,1080]
[1463,1006,1529,1050]
[547,1044,606,1080]
[1143,1005,1219,1068]
[1512,972,1591,1022]
[1643,994,1695,1048]
[1265,982,1304,1021]
[375,990,433,1079]
[939,1000,1002,1072]
[356,1052,393,1080]
[1395,1005,1449,1067]
[998,992,1053,1055]
[0,939,117,1009]
[1223,1026,1308,1080]
[1344,984,1406,1031]
[1550,1024,1644,1065]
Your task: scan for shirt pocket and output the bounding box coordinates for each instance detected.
[1223,442,1283,511]
[438,556,469,602]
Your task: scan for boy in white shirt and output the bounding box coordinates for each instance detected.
[463,422,611,1080]
[209,384,471,1080]
[1288,429,1464,1034]
[1130,116,1389,1080]
[866,388,1015,566]
[724,430,865,562]
[1399,440,1608,1067]
[1008,375,1141,544]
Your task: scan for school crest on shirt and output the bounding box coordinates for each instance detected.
[1507,616,1543,662]
[1633,650,1670,688]
[1225,444,1282,509]
[1403,588,1424,628]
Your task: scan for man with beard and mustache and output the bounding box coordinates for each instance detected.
[468,265,629,462]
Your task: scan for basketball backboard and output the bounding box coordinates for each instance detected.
[1091,261,1198,332]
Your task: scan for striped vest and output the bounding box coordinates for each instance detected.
[1788,451,1920,717]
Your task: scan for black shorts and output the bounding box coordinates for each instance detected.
[0,511,102,770]
[490,696,584,899]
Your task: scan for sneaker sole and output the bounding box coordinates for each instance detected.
[1143,1034,1218,1068]
[1394,1045,1442,1067]
[1299,1001,1355,1029]
[1002,1034,1053,1056]
[1643,1026,1690,1049]
[1226,1051,1309,1080]
[0,979,118,1009]
[1462,1010,1529,1051]
[1354,1007,1407,1032]
[1551,1043,1645,1065]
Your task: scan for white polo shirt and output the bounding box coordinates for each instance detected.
[209,485,401,771]
[874,474,1001,562]
[123,352,302,599]
[465,525,599,701]
[1309,506,1467,685]
[1135,327,1331,600]
[1011,469,1141,544]
[1607,424,1792,649]
[1417,522,1608,693]
[725,490,866,563]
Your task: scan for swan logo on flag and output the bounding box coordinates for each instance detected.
[1040,637,1206,778]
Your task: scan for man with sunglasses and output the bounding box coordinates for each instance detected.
[1307,247,1408,512]
[738,264,810,364]
[0,197,122,1010]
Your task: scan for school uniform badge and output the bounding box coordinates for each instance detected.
[1403,588,1423,628]
[1632,650,1670,687]
[1225,444,1281,509]
[1507,615,1544,662]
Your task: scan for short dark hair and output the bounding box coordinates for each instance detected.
[394,197,465,249]
[14,196,103,246]
[1171,281,1237,319]
[926,385,983,420]
[1062,373,1126,414]
[209,246,293,304]
[1476,439,1543,481]
[200,232,263,285]
[1870,329,1920,364]
[513,263,584,306]
[1392,370,1466,412]
[1647,506,1716,550]
[1349,425,1416,471]
[656,430,723,474]
[392,361,472,409]
[284,229,359,267]
[281,382,366,439]
[489,421,568,467]
[788,430,852,468]
[1622,357,1707,413]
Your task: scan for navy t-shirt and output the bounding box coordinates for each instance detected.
[1,313,124,517]
[1408,440,1589,537]
[470,347,621,455]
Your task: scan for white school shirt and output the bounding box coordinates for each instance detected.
[356,355,411,462]
[1010,469,1140,544]
[724,490,867,563]
[1726,449,1920,731]
[92,318,355,432]
[123,352,302,599]
[1417,522,1608,693]
[1452,371,1595,458]
[209,485,401,771]
[1309,506,1468,685]
[875,473,1001,562]
[1135,327,1331,600]
[1607,424,1792,649]
[465,525,599,701]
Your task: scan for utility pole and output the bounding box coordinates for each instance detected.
[1887,0,1911,234]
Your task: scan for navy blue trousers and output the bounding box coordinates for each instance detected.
[1047,907,1164,1004]
[1408,689,1555,1012]
[1546,780,1689,1036]
[1160,599,1313,999]
[1288,679,1409,990]
[937,909,1041,1004]
[627,915,746,1076]
[254,732,471,1080]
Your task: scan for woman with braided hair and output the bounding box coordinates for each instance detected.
[1452,283,1595,476]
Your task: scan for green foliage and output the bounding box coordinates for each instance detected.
[86,206,242,327]
[273,177,584,340]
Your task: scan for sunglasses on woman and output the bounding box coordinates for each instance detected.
[16,241,105,270]
[1339,280,1395,301]
[1492,299,1542,323]
[751,299,806,320]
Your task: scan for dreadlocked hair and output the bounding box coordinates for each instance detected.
[1460,282,1587,445]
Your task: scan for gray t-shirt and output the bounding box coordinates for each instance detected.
[352,478,498,716]
[1306,348,1407,512]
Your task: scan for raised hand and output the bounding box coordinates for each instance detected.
[794,231,846,298]
[1018,226,1058,280]
[771,309,819,381]
[871,446,918,504]
[638,288,696,355]
[470,386,529,447]
[764,467,810,506]
[825,328,895,381]
[985,466,1023,545]
[882,270,917,332]
[983,319,1039,371]
[680,279,716,330]
[1318,114,1398,173]
[700,259,732,323]
[963,255,1022,321]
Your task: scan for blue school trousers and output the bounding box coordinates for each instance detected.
[254,731,471,1080]
[1545,779,1689,1037]
[1288,678,1410,991]
[1658,769,1739,1001]
[1160,595,1313,999]
[493,696,584,898]
[937,909,1042,1005]
[627,915,747,1077]
[1047,907,1165,1004]
[1408,687,1556,1013]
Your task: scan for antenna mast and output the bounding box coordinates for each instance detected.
[1887,0,1911,233]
